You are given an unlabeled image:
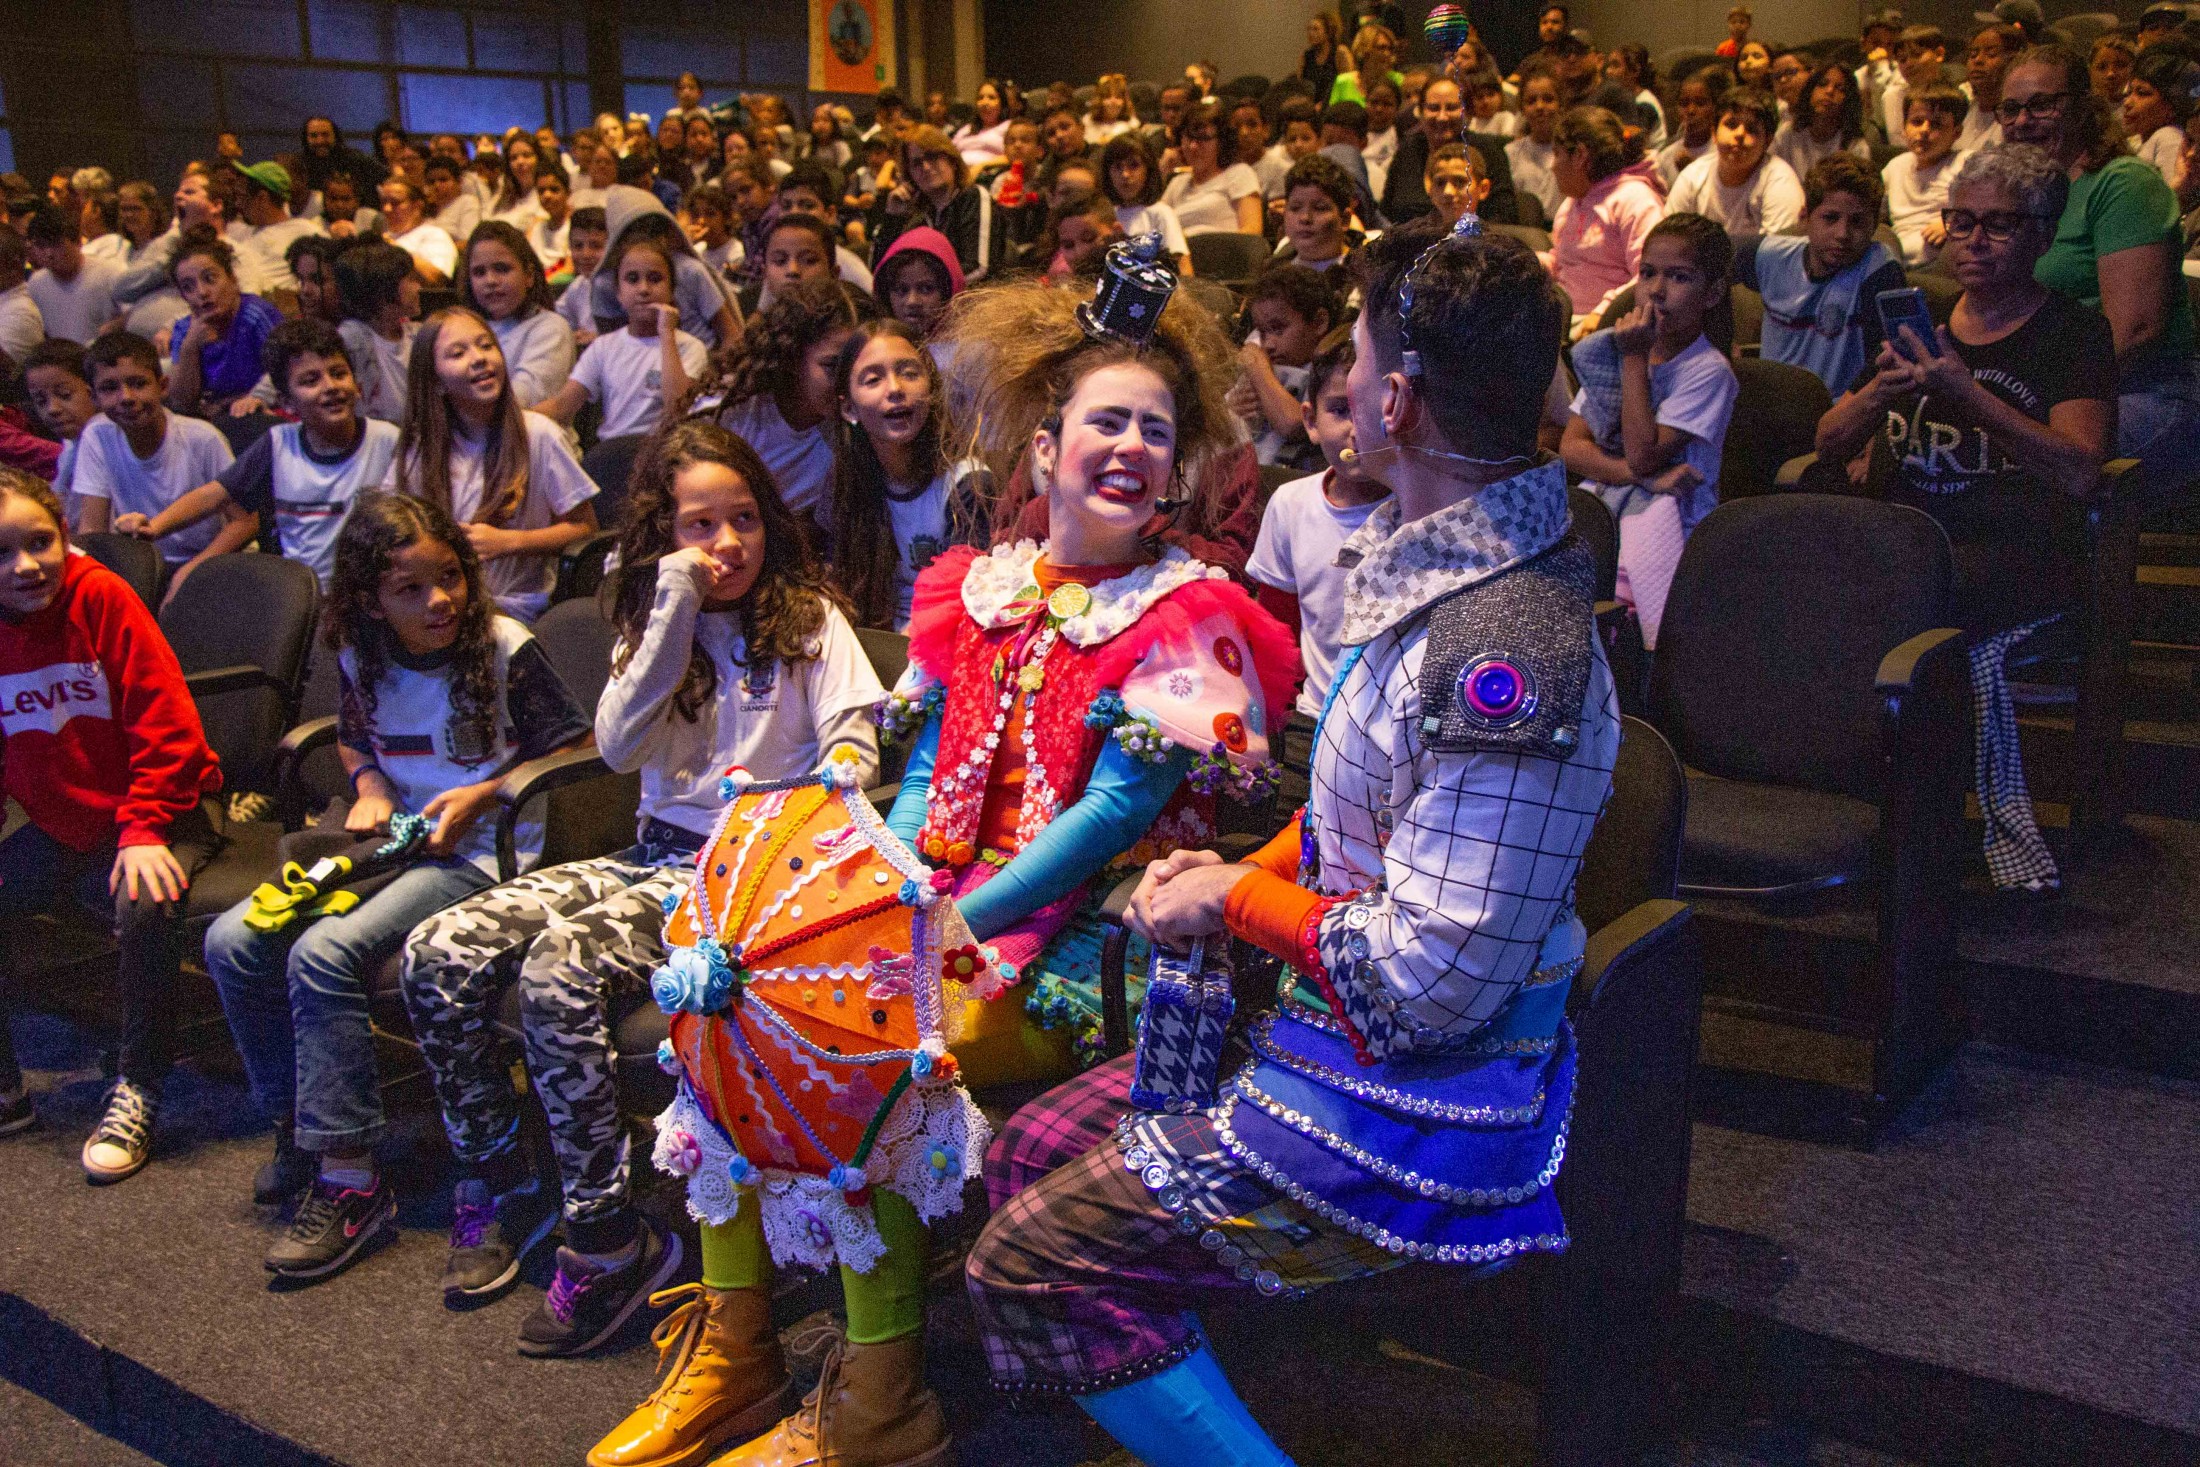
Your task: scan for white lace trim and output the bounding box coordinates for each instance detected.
[959,540,1229,648]
[651,1079,991,1274]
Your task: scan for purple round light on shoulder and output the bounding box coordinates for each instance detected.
[1457,655,1537,727]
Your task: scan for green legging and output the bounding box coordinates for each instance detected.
[697,1191,927,1345]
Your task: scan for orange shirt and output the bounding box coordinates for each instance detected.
[973,556,1145,853]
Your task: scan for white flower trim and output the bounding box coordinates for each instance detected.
[651,1076,990,1275]
[960,540,1229,648]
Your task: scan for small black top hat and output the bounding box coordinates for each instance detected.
[1077,233,1176,347]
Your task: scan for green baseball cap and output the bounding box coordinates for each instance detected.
[231,159,293,201]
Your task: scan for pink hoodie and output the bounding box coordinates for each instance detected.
[873,226,966,304]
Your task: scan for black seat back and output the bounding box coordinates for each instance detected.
[158,554,319,793]
[581,434,649,534]
[554,529,620,605]
[857,627,911,785]
[1186,232,1270,286]
[1574,716,1685,935]
[1720,357,1831,500]
[1566,485,1619,602]
[75,534,162,610]
[531,597,621,714]
[1650,495,1950,803]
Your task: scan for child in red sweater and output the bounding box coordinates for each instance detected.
[0,468,222,1181]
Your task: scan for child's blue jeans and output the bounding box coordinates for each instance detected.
[204,859,493,1153]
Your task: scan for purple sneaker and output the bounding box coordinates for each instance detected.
[441,1176,558,1302]
[515,1214,681,1357]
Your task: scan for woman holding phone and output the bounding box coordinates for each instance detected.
[1817,143,2113,895]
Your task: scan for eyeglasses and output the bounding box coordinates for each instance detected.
[1940,207,2057,241]
[1993,91,2072,123]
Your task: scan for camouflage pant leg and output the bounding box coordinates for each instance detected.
[399,857,644,1166]
[517,864,683,1226]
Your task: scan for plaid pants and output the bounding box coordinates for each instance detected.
[968,1055,1397,1394]
[1971,616,2061,892]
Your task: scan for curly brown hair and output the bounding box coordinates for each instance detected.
[932,271,1238,541]
[685,276,877,422]
[605,419,849,722]
[323,491,502,757]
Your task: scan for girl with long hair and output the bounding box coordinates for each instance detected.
[387,306,599,622]
[404,418,885,1362]
[1772,60,1872,181]
[459,220,575,408]
[696,276,876,524]
[204,491,591,1283]
[827,318,989,628]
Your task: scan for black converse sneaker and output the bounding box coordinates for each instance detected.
[0,1090,35,1138]
[442,1176,559,1302]
[516,1214,682,1357]
[264,1175,397,1281]
[81,1078,158,1184]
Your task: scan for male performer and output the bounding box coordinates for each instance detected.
[964,213,1621,1467]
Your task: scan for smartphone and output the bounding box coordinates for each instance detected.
[1875,287,1940,362]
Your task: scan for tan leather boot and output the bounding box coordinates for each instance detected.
[588,1283,795,1467]
[705,1334,951,1467]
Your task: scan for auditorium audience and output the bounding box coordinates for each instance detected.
[6,17,2198,1419]
[2001,44,2200,464]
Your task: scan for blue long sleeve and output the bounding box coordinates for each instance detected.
[957,738,1189,941]
[883,715,940,848]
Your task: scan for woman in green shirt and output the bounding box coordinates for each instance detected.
[1329,22,1406,107]
[2000,44,2200,474]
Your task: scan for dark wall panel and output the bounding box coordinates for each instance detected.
[227,63,391,132]
[128,0,303,59]
[400,72,549,132]
[307,0,396,64]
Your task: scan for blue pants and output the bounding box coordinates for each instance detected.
[204,859,492,1153]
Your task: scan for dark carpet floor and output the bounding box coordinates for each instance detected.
[1,1377,160,1466]
[1685,1043,2200,1436]
[7,1011,2190,1466]
[1957,816,2200,998]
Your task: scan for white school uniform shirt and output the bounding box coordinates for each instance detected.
[384,411,599,623]
[527,214,571,269]
[1116,203,1189,259]
[835,244,875,293]
[1770,123,1870,184]
[1244,470,1389,718]
[714,395,838,518]
[338,615,590,873]
[1362,125,1399,200]
[26,260,122,345]
[1655,137,1712,189]
[0,283,42,367]
[82,233,129,269]
[491,308,578,409]
[218,418,401,588]
[1666,152,1805,238]
[338,319,414,424]
[1159,163,1261,236]
[875,458,984,629]
[1883,150,1967,266]
[1957,104,2001,154]
[233,216,326,294]
[1508,135,1561,220]
[594,578,886,838]
[431,193,483,244]
[570,323,710,440]
[71,414,235,564]
[2138,126,2184,188]
[390,220,459,280]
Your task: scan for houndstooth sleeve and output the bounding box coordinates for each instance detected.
[1305,628,1621,1059]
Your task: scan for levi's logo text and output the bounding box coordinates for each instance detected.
[0,662,113,736]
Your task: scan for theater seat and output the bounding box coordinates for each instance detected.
[1651,494,1969,1142]
[1678,774,1877,895]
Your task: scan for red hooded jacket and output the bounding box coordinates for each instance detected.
[0,553,220,850]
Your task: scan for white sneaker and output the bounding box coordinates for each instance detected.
[81,1078,157,1183]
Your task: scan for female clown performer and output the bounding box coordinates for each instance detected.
[593,236,1295,1467]
[961,215,1623,1467]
